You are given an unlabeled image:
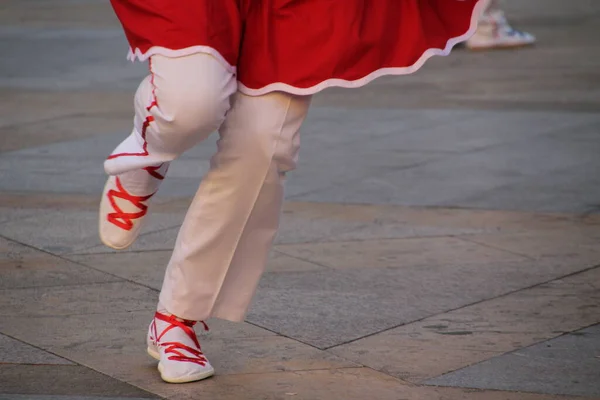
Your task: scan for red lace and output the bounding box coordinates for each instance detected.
[153,312,209,366]
[106,177,154,231]
[143,163,168,180]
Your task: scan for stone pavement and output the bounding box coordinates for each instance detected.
[1,1,600,399]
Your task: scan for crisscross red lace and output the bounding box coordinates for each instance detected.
[106,177,155,231]
[152,312,209,366]
[143,164,168,180]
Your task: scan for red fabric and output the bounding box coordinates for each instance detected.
[110,0,481,93]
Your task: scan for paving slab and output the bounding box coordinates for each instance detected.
[0,192,100,212]
[425,325,600,398]
[67,249,324,292]
[130,368,587,400]
[464,230,600,264]
[2,310,355,393]
[3,310,274,352]
[279,202,596,236]
[0,210,185,255]
[0,114,132,153]
[275,236,527,269]
[0,208,40,225]
[0,0,122,29]
[0,281,157,317]
[0,254,119,290]
[0,364,157,398]
[330,267,600,383]
[0,333,73,365]
[66,251,171,289]
[0,26,141,91]
[246,250,592,349]
[0,237,120,289]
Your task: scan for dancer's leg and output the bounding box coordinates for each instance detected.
[99,53,236,249]
[159,91,312,322]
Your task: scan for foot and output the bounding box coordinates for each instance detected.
[99,164,167,250]
[467,10,535,50]
[147,311,214,384]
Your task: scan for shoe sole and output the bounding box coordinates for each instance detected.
[148,346,215,384]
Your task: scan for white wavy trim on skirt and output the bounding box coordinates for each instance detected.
[125,0,488,97]
[127,46,236,74]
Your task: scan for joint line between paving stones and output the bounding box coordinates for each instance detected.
[0,234,161,293]
[421,320,600,387]
[0,111,97,131]
[323,263,600,351]
[0,337,161,400]
[287,158,440,200]
[0,279,128,292]
[276,232,487,247]
[0,331,78,366]
[68,248,174,256]
[68,224,183,255]
[243,320,329,351]
[452,235,537,261]
[271,249,334,270]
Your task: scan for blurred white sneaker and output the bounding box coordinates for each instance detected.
[467,10,536,50]
[147,311,214,384]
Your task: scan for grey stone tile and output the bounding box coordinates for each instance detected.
[463,230,600,266]
[0,236,120,289]
[76,230,179,254]
[246,250,588,349]
[290,160,516,207]
[0,333,73,365]
[330,267,600,383]
[452,160,600,214]
[67,250,323,293]
[0,254,120,290]
[0,396,155,400]
[67,251,170,290]
[0,364,157,398]
[0,210,183,255]
[3,311,274,355]
[3,310,352,392]
[275,236,528,269]
[139,368,577,400]
[292,123,600,212]
[275,208,387,245]
[0,208,39,225]
[300,107,477,147]
[9,132,127,158]
[363,110,596,153]
[425,325,600,398]
[286,149,440,198]
[0,26,143,91]
[0,281,157,317]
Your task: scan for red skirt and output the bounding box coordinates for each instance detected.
[111,0,486,96]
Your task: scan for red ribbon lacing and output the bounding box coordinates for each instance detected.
[106,177,155,231]
[153,312,209,366]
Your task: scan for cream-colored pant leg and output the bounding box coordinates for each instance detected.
[159,92,312,322]
[104,53,236,177]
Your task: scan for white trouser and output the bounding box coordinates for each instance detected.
[105,53,312,321]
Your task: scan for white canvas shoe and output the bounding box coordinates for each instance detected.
[147,312,214,384]
[99,164,167,250]
[467,10,535,50]
[99,175,155,250]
